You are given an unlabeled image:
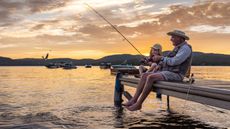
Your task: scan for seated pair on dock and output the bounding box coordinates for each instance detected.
[124,29,193,111]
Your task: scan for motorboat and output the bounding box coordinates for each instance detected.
[100,62,111,69]
[45,63,60,69]
[85,64,92,68]
[110,64,138,75]
[62,63,77,69]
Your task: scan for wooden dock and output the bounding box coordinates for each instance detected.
[114,73,230,110]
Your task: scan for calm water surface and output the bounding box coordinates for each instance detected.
[0,66,230,129]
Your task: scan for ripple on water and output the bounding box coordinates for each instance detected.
[0,111,88,129]
[0,105,225,129]
[111,108,221,129]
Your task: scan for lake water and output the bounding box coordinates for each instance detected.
[0,66,230,129]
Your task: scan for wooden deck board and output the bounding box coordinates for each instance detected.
[121,75,230,89]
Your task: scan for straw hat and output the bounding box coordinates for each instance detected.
[151,43,162,50]
[167,29,189,40]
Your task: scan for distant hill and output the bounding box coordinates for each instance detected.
[192,52,230,66]
[0,52,230,66]
[0,57,14,65]
[96,54,142,65]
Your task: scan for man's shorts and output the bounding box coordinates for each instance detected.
[158,71,183,82]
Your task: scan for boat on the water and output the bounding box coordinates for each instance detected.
[85,64,92,68]
[110,64,139,75]
[45,63,60,69]
[100,62,111,69]
[111,64,136,69]
[45,62,76,69]
[62,63,77,69]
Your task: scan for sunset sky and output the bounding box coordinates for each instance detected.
[0,0,229,59]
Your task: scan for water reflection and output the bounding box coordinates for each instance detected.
[113,107,125,128]
[112,107,218,129]
[0,66,229,129]
[192,66,230,81]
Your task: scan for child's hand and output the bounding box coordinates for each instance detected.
[154,65,161,72]
[147,61,153,66]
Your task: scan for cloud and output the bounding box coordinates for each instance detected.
[65,49,108,58]
[0,27,76,38]
[56,40,86,45]
[168,1,229,26]
[118,18,159,27]
[31,24,46,31]
[26,0,71,13]
[78,24,115,38]
[0,1,24,26]
[0,0,71,26]
[79,0,230,39]
[188,25,230,34]
[134,4,155,11]
[0,43,16,49]
[126,1,230,35]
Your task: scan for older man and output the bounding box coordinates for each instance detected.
[124,30,192,111]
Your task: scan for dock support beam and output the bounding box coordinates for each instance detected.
[167,95,170,112]
[114,73,124,108]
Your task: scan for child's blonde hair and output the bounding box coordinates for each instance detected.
[149,43,162,57]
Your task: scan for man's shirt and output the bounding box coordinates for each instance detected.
[162,42,192,66]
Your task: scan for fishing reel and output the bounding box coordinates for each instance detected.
[189,73,195,84]
[140,57,152,64]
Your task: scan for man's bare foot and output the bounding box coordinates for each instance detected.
[126,103,142,111]
[122,99,136,107]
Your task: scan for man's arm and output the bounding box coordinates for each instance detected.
[162,45,191,66]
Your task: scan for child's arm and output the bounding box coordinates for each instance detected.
[146,63,157,72]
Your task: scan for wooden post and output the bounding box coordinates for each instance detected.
[167,95,170,112]
[114,73,124,108]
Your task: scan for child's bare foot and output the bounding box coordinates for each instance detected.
[126,103,142,111]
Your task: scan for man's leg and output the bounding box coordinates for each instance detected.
[127,73,165,111]
[123,72,153,106]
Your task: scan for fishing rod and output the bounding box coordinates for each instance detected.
[84,3,145,57]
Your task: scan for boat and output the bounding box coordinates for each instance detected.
[45,63,60,69]
[85,64,92,68]
[62,63,77,69]
[111,64,136,69]
[100,62,111,69]
[110,64,139,75]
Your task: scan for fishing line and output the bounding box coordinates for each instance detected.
[179,73,194,129]
[84,3,145,57]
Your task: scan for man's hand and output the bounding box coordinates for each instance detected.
[152,55,163,62]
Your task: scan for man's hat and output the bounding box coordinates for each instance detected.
[167,29,189,40]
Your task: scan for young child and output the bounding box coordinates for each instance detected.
[139,43,162,75]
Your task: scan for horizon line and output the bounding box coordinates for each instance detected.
[1,51,230,60]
